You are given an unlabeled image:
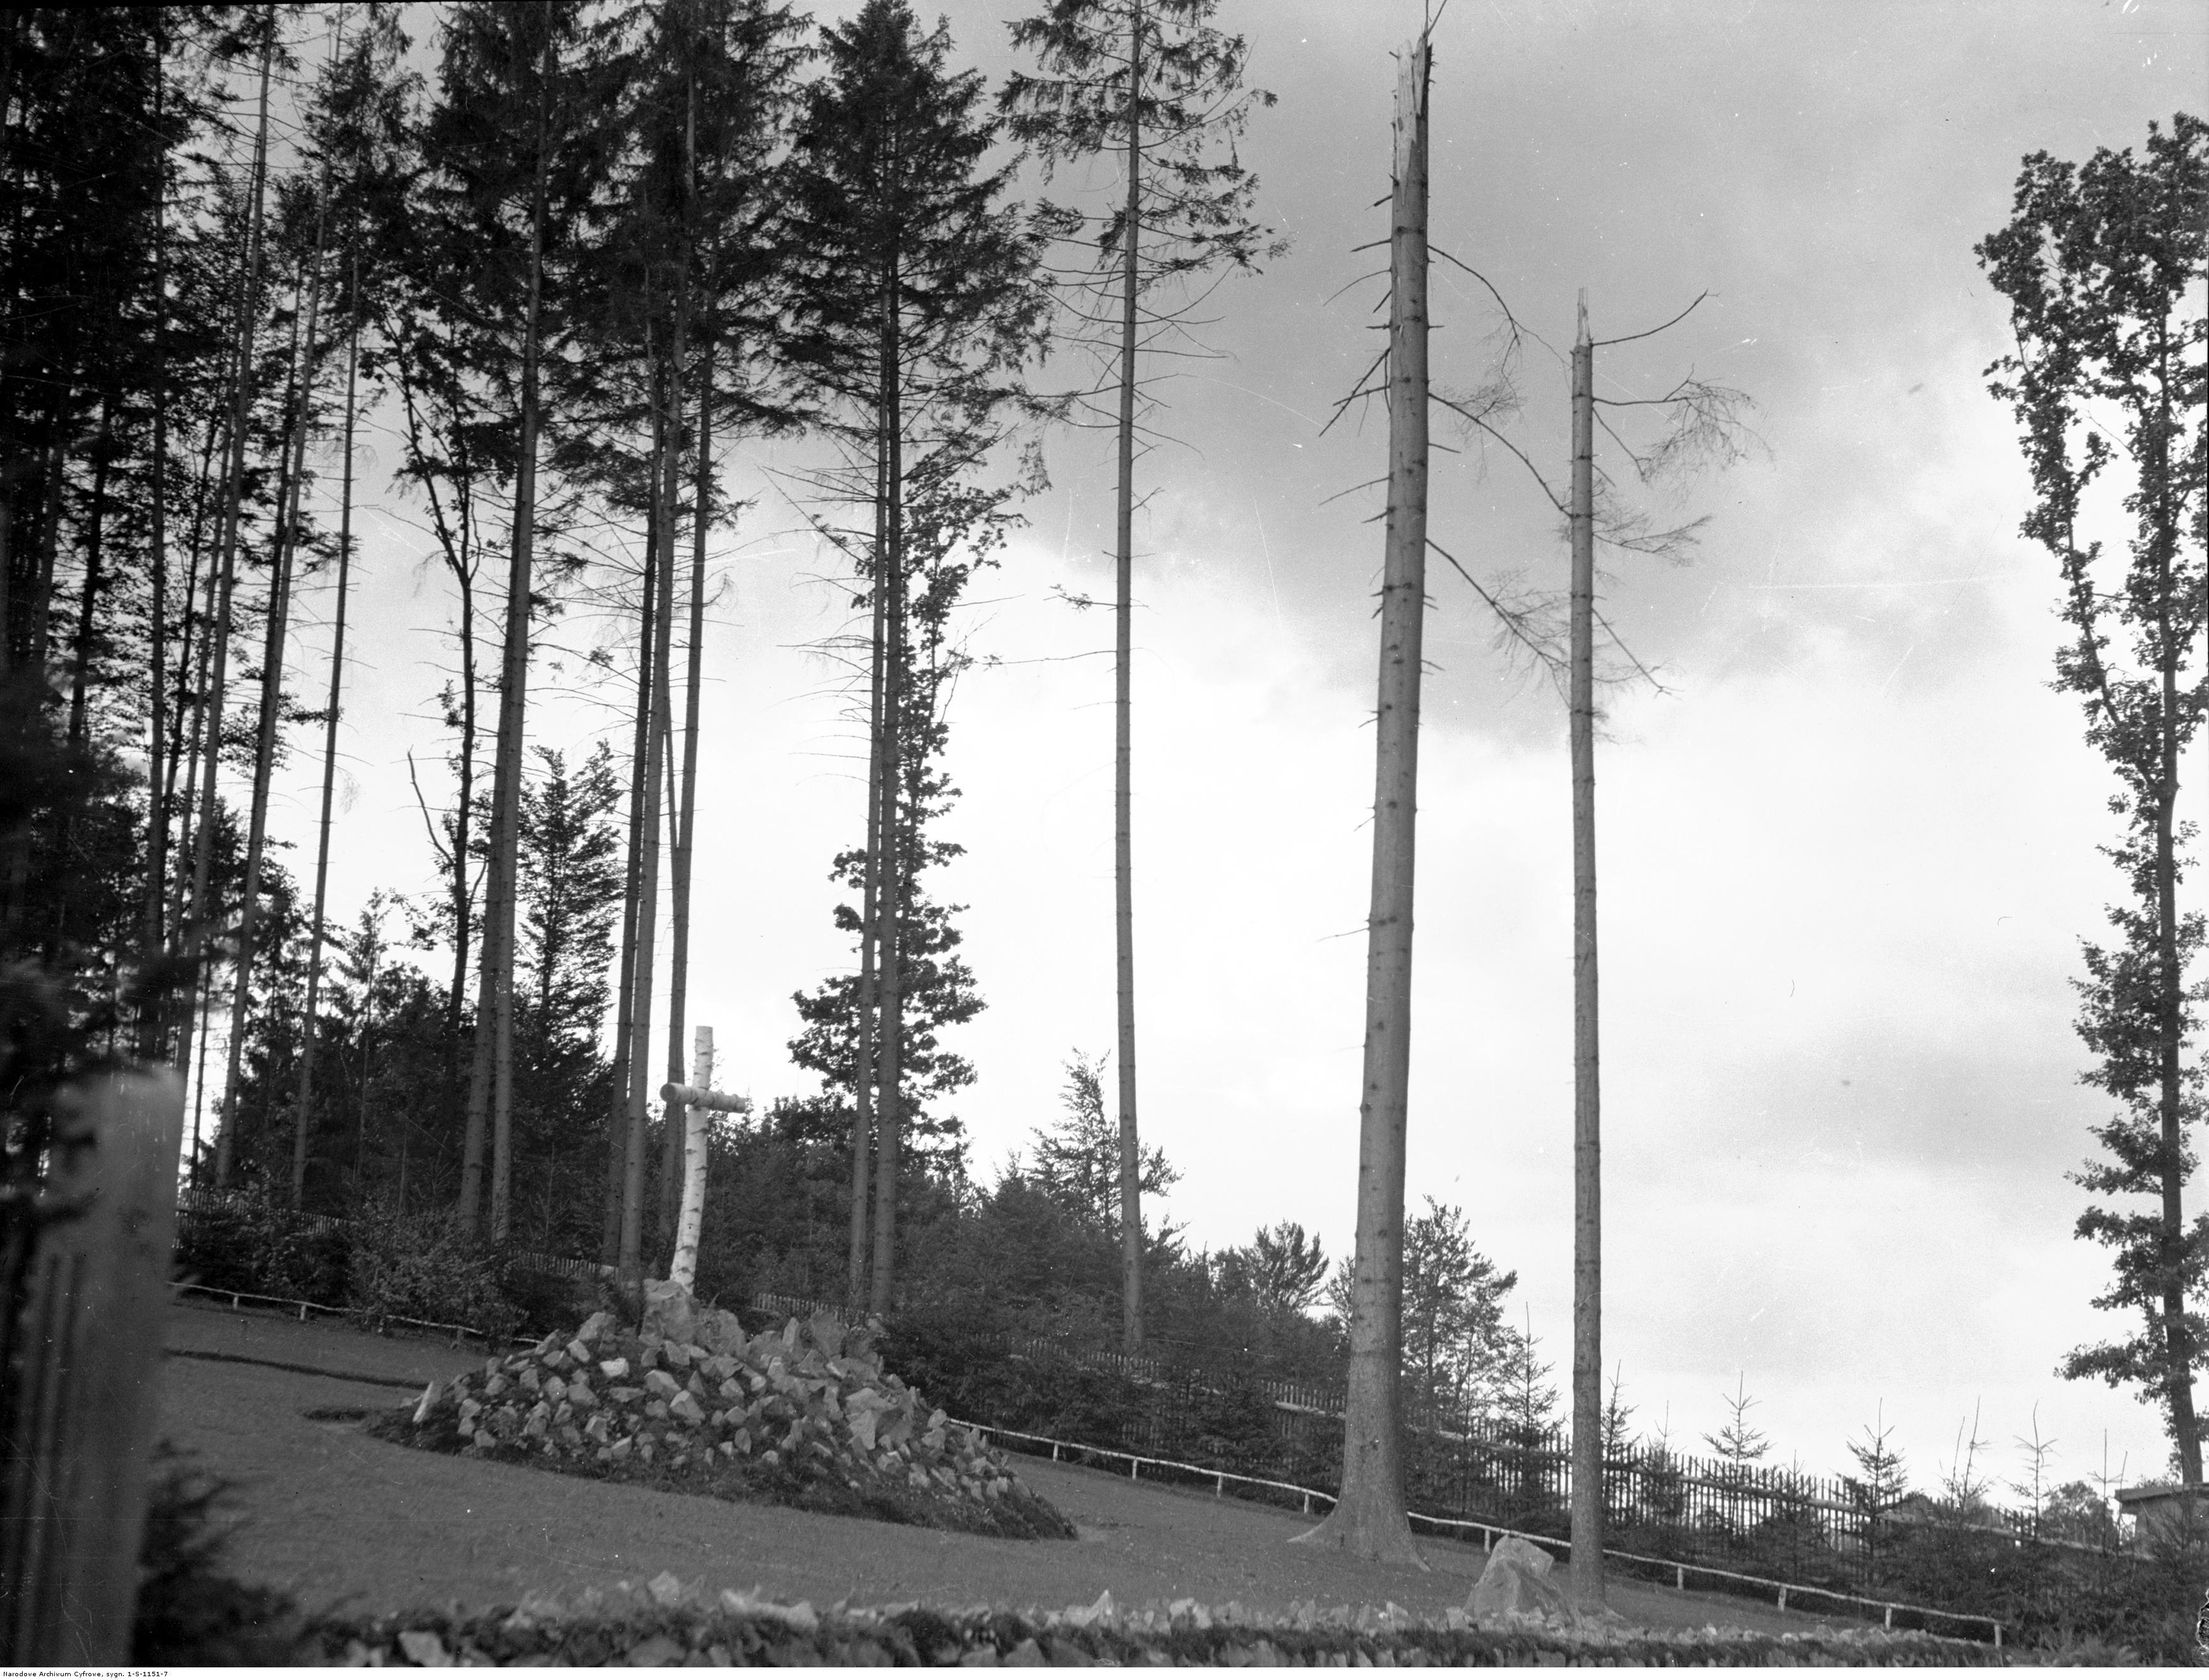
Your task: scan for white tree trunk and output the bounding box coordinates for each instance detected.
[663,1029,748,1293]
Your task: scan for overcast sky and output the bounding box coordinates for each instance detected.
[259,0,2207,1498]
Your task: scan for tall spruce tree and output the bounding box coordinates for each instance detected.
[1000,0,1276,1351]
[214,32,349,1191]
[355,22,494,1050]
[782,0,1048,1315]
[287,4,414,1204]
[512,743,624,1253]
[184,7,281,1187]
[552,0,803,1279]
[636,0,808,1272]
[422,0,611,1239]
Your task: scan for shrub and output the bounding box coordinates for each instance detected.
[343,1202,522,1346]
[172,1186,347,1306]
[884,1304,1166,1455]
[494,1259,595,1339]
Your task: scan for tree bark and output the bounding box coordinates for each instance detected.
[666,1028,737,1293]
[657,722,683,1259]
[848,315,896,1311]
[1113,0,1146,1356]
[463,23,555,1245]
[662,70,708,1267]
[139,15,170,1040]
[622,329,683,1280]
[292,270,360,1207]
[661,488,706,1263]
[216,208,326,1185]
[2148,342,2200,1486]
[180,10,274,1159]
[1293,35,1428,1570]
[1567,293,1606,1607]
[164,430,226,1087]
[867,237,906,1322]
[602,501,658,1267]
[848,476,888,1310]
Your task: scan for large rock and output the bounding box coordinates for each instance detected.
[695,1305,747,1356]
[1467,1536,1572,1624]
[639,1279,750,1355]
[641,1279,699,1346]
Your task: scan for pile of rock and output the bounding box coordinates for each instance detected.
[381,1294,1072,1539]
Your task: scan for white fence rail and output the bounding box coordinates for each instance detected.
[960,1419,2007,1648]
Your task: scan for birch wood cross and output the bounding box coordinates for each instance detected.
[660,1026,749,1291]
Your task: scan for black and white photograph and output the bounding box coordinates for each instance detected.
[0,0,2203,1664]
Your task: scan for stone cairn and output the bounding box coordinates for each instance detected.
[394,1289,1067,1536]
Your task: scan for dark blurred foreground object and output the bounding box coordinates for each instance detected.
[1,1070,185,1662]
[130,1447,311,1665]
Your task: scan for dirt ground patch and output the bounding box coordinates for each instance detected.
[158,1298,1863,1636]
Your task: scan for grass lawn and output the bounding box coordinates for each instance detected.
[158,1297,1870,1638]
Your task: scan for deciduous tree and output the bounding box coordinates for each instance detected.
[1977,112,2207,1486]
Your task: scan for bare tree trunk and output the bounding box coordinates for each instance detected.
[622,336,682,1280]
[601,507,657,1267]
[867,254,905,1322]
[139,18,170,1043]
[661,74,708,1267]
[639,285,685,1260]
[1294,35,1428,1569]
[848,481,887,1310]
[216,214,325,1186]
[1567,293,1606,1609]
[657,724,682,1261]
[186,975,215,1185]
[180,11,273,1158]
[165,402,231,947]
[292,273,360,1207]
[1113,0,1146,1356]
[2149,381,2200,1485]
[663,380,708,1262]
[464,27,555,1245]
[395,358,482,1053]
[164,439,224,1082]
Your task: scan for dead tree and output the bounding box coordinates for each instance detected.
[1293,30,1430,1570]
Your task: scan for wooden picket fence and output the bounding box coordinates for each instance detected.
[1,1072,186,1664]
